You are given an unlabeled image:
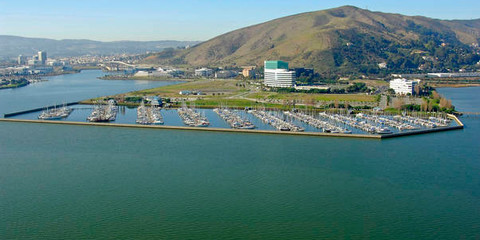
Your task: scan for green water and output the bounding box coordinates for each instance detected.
[1,88,479,239]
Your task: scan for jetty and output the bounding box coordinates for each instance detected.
[3,102,78,118]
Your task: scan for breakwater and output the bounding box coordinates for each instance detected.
[0,115,464,139]
[3,102,79,118]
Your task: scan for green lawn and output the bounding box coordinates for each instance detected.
[246,92,376,102]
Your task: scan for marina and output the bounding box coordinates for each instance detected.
[37,104,73,120]
[177,104,210,127]
[214,107,256,129]
[87,100,118,122]
[136,101,164,125]
[250,109,304,132]
[2,103,463,138]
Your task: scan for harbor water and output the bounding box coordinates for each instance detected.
[0,71,479,239]
[0,70,181,115]
[10,106,457,135]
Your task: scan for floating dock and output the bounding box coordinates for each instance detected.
[0,114,464,139]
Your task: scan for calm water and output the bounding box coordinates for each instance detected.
[437,87,480,112]
[0,77,479,239]
[12,105,456,134]
[0,70,181,115]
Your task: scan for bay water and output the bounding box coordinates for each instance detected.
[0,72,479,239]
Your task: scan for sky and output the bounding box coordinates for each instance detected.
[0,0,479,42]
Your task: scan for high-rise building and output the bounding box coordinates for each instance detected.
[38,51,47,65]
[17,55,26,65]
[264,60,296,88]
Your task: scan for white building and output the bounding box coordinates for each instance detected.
[389,78,419,95]
[195,68,213,77]
[215,70,238,79]
[264,61,295,88]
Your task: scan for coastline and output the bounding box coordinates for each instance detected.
[98,75,195,82]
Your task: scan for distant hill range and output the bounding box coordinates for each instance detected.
[0,35,201,58]
[144,5,480,75]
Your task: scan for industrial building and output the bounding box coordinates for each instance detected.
[264,61,296,88]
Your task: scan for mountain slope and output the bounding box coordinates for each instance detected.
[0,35,201,57]
[145,6,480,74]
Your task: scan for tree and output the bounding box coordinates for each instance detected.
[439,97,452,109]
[387,88,396,95]
[414,85,421,96]
[421,99,428,112]
[393,98,405,110]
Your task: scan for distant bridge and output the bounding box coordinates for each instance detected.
[107,61,136,68]
[102,61,136,71]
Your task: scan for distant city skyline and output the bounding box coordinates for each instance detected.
[0,0,479,42]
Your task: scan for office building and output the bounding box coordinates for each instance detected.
[264,60,295,88]
[17,55,26,65]
[389,78,419,95]
[38,51,47,65]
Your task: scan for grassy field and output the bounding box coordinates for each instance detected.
[245,92,376,102]
[132,79,244,97]
[188,98,285,109]
[99,78,379,110]
[350,79,389,87]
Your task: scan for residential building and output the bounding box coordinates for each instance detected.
[264,61,295,87]
[389,78,419,95]
[242,66,256,78]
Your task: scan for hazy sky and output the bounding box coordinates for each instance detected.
[0,0,479,42]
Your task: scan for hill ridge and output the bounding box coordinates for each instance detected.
[145,5,480,75]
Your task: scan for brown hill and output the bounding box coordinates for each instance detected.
[145,6,480,74]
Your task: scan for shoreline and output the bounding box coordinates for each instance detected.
[98,75,194,82]
[432,84,480,88]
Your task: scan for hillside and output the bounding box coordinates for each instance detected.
[0,35,201,57]
[145,6,480,75]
